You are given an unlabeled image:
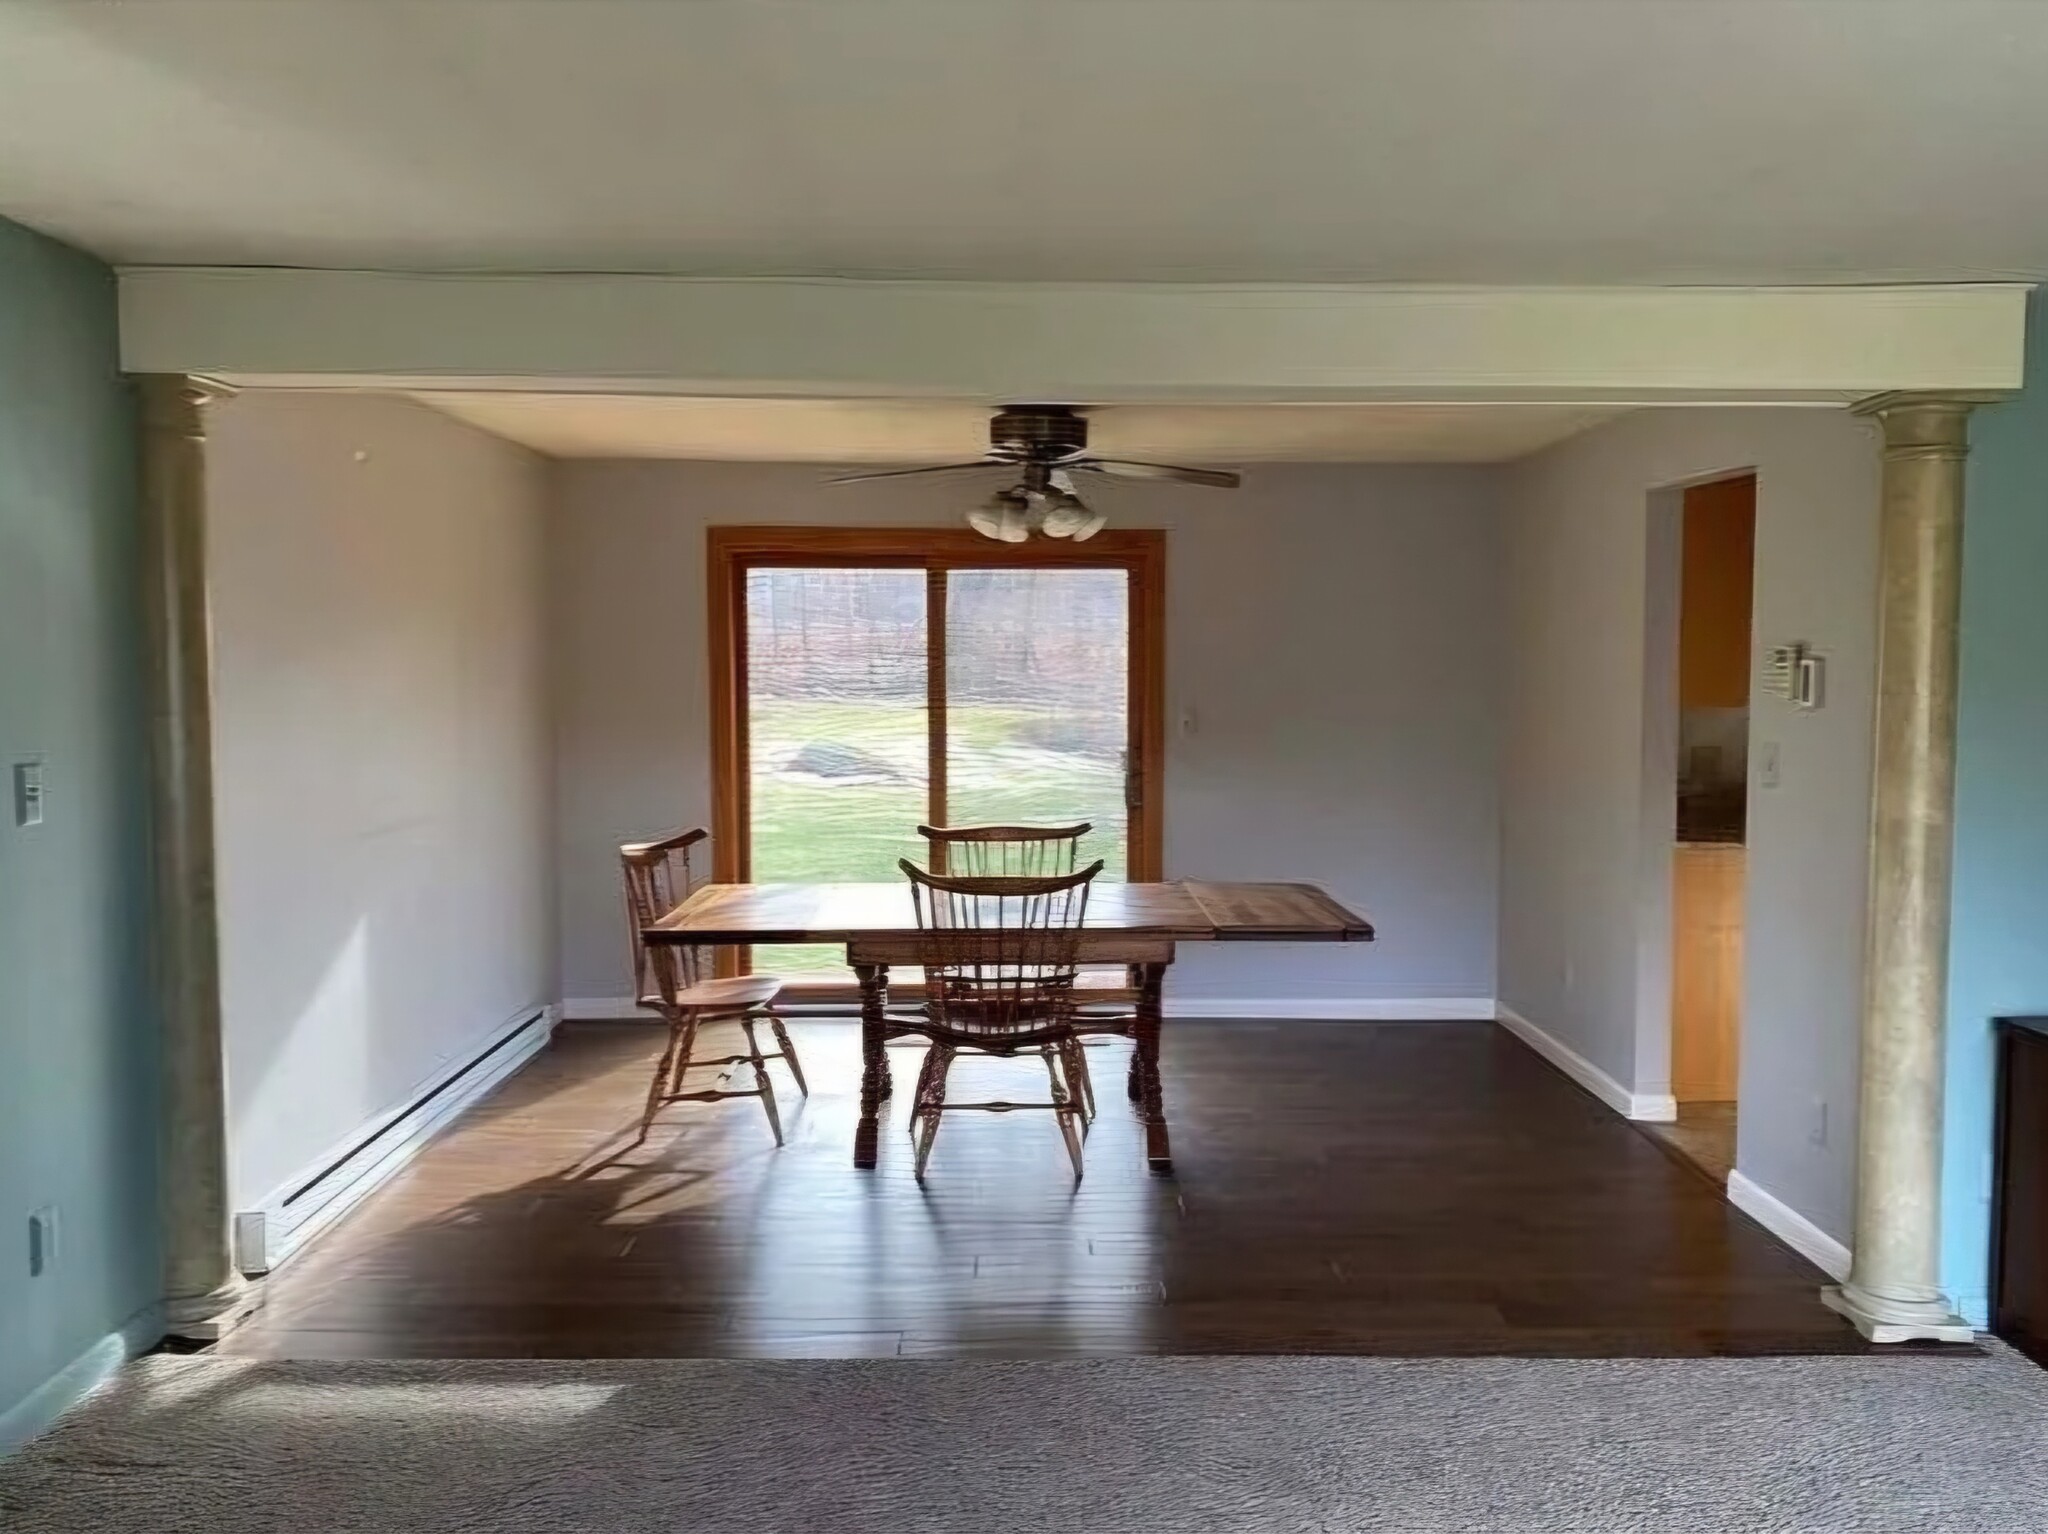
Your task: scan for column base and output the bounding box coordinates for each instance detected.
[1821,1283,1975,1344]
[164,1272,264,1344]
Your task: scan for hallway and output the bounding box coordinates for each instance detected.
[221,1020,1886,1359]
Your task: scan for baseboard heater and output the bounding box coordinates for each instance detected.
[233,1005,556,1277]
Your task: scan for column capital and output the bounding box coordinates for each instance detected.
[136,373,236,439]
[1851,391,2007,457]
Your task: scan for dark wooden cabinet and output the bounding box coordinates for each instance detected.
[1994,1017,2048,1367]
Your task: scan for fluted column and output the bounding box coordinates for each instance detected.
[1822,392,1984,1344]
[139,374,252,1339]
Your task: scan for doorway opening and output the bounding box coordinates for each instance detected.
[1650,474,1756,1183]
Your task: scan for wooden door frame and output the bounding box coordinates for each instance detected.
[707,525,1166,886]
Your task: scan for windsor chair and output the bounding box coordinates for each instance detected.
[915,821,1089,876]
[896,858,1104,1180]
[619,828,807,1145]
[913,822,1104,1118]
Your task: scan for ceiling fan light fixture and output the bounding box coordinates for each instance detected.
[1035,486,1093,539]
[967,486,1032,543]
[1066,502,1110,542]
[830,406,1237,536]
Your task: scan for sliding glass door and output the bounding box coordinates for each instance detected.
[942,568,1131,879]
[743,567,930,973]
[711,529,1163,979]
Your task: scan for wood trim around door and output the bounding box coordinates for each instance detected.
[924,566,949,872]
[707,525,1166,887]
[1128,532,1166,878]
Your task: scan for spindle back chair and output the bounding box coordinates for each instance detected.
[896,857,1103,1179]
[915,822,1091,878]
[620,829,806,1145]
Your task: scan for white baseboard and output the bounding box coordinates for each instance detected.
[1726,1169,1852,1280]
[1494,1004,1677,1121]
[560,995,644,1021]
[561,994,1494,1022]
[1629,1089,1679,1122]
[1166,996,1496,1021]
[0,1304,162,1455]
[234,1004,557,1276]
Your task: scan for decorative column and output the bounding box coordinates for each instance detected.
[139,374,253,1340]
[1823,392,1985,1344]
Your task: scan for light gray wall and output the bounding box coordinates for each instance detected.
[207,392,555,1210]
[1501,407,1881,1243]
[0,220,157,1447]
[548,461,1504,1009]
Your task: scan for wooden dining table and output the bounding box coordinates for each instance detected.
[646,879,1375,1172]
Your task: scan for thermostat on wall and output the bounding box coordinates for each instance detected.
[1764,643,1824,710]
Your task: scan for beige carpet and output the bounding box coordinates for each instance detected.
[3,1350,2044,1532]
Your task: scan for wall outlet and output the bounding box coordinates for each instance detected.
[13,760,44,827]
[233,1211,272,1276]
[1810,1097,1829,1149]
[1757,740,1782,791]
[28,1205,58,1278]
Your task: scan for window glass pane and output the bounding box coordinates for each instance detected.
[747,568,928,973]
[944,569,1129,879]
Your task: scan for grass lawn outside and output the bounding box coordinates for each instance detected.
[749,696,1127,973]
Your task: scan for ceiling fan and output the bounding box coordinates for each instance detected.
[827,404,1241,542]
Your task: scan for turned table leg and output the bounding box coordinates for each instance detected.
[853,961,889,1168]
[1133,960,1173,1173]
[876,965,894,1100]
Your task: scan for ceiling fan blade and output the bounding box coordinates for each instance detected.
[1078,458,1242,489]
[826,461,993,485]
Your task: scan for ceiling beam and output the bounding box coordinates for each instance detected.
[117,270,2029,403]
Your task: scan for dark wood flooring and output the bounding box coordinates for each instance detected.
[219,1019,1877,1359]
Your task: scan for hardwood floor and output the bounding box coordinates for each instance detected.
[1642,1101,1739,1186]
[218,1019,1879,1359]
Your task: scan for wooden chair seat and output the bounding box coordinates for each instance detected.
[639,973,784,1013]
[906,1012,1076,1052]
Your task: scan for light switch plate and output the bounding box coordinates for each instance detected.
[28,1205,57,1278]
[13,761,44,827]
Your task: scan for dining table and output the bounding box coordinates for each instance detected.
[644,878,1375,1172]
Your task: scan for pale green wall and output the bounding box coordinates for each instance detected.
[0,218,158,1446]
[1945,291,2048,1328]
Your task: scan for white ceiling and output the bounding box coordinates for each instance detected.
[411,395,1624,463]
[4,0,2048,283]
